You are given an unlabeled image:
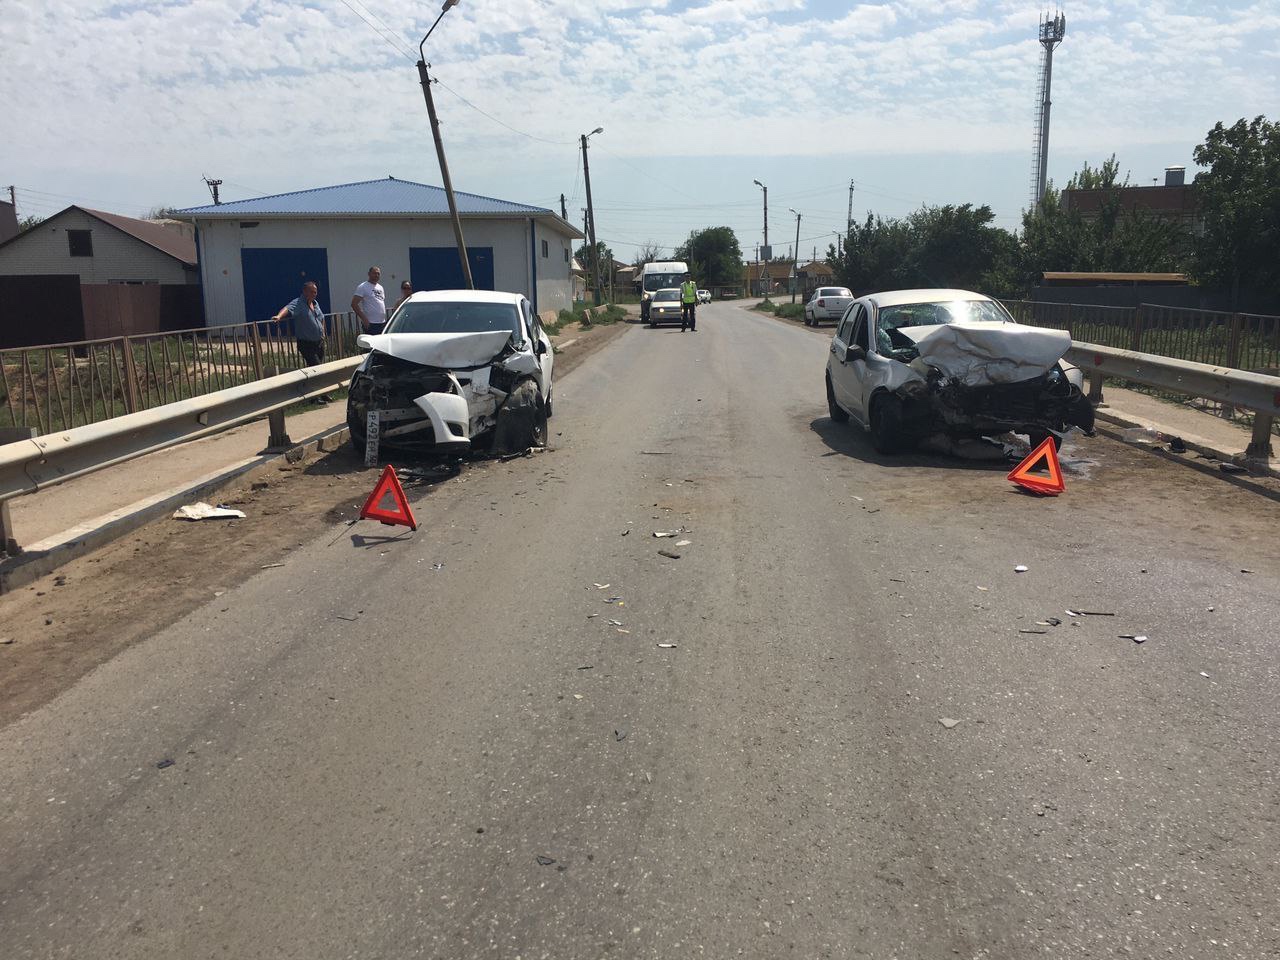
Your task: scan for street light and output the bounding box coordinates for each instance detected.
[788,207,801,304]
[416,0,472,289]
[581,127,604,305]
[753,179,768,295]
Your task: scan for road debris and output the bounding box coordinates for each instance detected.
[976,586,989,592]
[621,530,630,537]
[586,613,599,619]
[652,529,684,538]
[656,643,678,649]
[577,665,592,670]
[0,637,14,645]
[889,577,906,583]
[573,694,584,700]
[1168,436,1187,454]
[1077,610,1114,617]
[938,718,961,729]
[1036,617,1063,627]
[535,855,556,866]
[172,502,246,521]
[431,562,444,571]
[614,729,627,742]
[1019,629,1048,635]
[658,550,682,560]
[1064,609,1080,617]
[1200,671,1211,678]
[261,563,285,569]
[603,597,624,605]
[1220,462,1247,474]
[156,759,175,769]
[1120,634,1148,644]
[675,540,692,547]
[1014,565,1029,573]
[593,583,611,590]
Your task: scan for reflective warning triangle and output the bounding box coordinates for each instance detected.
[359,464,418,530]
[1007,436,1065,496]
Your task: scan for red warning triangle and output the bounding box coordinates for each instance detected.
[359,464,418,530]
[1008,436,1065,496]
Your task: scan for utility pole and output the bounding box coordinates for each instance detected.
[753,179,769,296]
[847,180,854,234]
[416,1,473,289]
[560,193,567,220]
[581,128,604,305]
[788,208,801,304]
[203,176,222,205]
[6,185,15,210]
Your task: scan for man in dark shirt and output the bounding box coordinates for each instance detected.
[272,281,326,366]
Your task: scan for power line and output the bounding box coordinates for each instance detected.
[433,80,574,145]
[336,0,414,60]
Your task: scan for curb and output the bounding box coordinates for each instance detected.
[0,425,350,595]
[1093,408,1278,480]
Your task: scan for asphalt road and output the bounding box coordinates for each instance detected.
[3,302,1279,959]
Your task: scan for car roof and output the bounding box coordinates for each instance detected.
[864,288,993,308]
[404,289,524,305]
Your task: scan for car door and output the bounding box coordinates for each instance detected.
[836,303,875,423]
[828,305,860,411]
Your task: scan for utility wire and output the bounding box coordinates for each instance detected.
[433,80,575,145]
[336,0,415,60]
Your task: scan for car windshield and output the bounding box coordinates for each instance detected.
[819,288,852,298]
[875,299,1013,360]
[386,300,521,337]
[644,273,684,292]
[653,289,681,302]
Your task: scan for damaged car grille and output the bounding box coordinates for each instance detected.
[927,366,1095,435]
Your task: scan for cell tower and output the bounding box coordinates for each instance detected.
[1030,11,1066,209]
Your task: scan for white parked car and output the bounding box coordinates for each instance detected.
[824,289,1094,453]
[348,290,553,455]
[697,289,711,304]
[804,286,854,326]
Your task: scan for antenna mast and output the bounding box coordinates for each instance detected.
[1030,11,1066,209]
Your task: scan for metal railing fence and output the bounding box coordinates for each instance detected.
[0,313,363,434]
[1001,300,1280,373]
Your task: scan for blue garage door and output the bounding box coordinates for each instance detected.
[409,246,495,292]
[241,248,331,325]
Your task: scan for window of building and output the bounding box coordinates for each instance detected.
[67,230,93,257]
[563,248,569,263]
[542,239,549,259]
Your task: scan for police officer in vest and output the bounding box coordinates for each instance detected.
[680,272,698,332]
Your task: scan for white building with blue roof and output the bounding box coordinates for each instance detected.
[176,177,583,326]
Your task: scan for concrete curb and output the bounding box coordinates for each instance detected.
[1093,408,1279,480]
[0,425,350,595]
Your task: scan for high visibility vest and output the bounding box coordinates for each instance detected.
[681,282,697,303]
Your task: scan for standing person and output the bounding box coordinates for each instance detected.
[394,280,413,314]
[680,272,698,332]
[271,282,332,402]
[351,266,387,334]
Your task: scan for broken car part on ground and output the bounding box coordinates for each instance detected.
[346,291,554,457]
[824,289,1095,454]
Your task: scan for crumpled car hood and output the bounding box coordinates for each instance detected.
[356,330,513,368]
[898,321,1070,387]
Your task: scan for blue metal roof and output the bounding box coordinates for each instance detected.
[177,177,555,218]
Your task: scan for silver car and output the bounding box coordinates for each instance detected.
[824,288,1095,453]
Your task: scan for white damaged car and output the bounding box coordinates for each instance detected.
[824,289,1094,454]
[347,290,553,455]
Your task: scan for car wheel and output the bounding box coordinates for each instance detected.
[826,375,849,423]
[870,395,906,454]
[544,390,553,420]
[492,379,545,454]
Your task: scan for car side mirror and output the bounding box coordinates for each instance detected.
[846,345,866,362]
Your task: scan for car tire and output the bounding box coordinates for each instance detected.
[492,379,546,454]
[544,390,553,420]
[826,376,849,424]
[870,394,906,454]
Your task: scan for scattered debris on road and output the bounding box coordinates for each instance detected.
[1077,610,1115,616]
[156,759,175,769]
[172,502,246,521]
[675,539,692,547]
[535,855,556,866]
[938,718,961,729]
[603,596,624,605]
[1120,634,1148,644]
[658,550,681,560]
[614,729,627,742]
[1014,565,1029,573]
[657,642,677,649]
[1036,617,1063,626]
[653,528,685,538]
[0,637,14,645]
[593,583,610,589]
[261,563,285,569]
[1019,629,1048,634]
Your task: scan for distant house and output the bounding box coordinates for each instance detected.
[744,260,795,297]
[1061,166,1200,233]
[795,260,835,297]
[0,205,202,346]
[176,177,582,326]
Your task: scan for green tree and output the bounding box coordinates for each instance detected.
[17,215,44,232]
[675,226,742,285]
[574,240,614,290]
[1191,116,1280,307]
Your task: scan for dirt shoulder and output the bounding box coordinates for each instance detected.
[0,320,631,729]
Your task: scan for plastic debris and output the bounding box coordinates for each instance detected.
[658,550,681,560]
[1200,671,1210,678]
[593,583,610,589]
[621,530,630,537]
[535,855,556,866]
[573,694,584,700]
[607,619,623,627]
[652,530,680,538]
[675,540,692,547]
[614,729,627,742]
[172,502,246,521]
[1014,565,1029,573]
[603,597,623,604]
[938,718,961,729]
[656,642,677,649]
[1036,617,1063,627]
[0,637,14,645]
[577,665,593,670]
[616,628,630,634]
[586,613,599,619]
[1168,436,1187,454]
[1019,629,1048,635]
[431,562,444,571]
[976,586,989,592]
[1077,610,1114,616]
[1220,462,1246,474]
[261,563,285,569]
[156,759,175,769]
[1065,609,1080,617]
[1121,426,1163,444]
[1120,634,1148,644]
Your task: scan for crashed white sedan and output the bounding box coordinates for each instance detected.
[347,290,553,455]
[824,289,1094,453]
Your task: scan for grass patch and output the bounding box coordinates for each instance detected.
[752,298,777,313]
[549,302,626,335]
[775,303,805,320]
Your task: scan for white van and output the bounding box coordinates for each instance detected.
[639,261,689,321]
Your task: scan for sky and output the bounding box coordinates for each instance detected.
[3,0,1277,262]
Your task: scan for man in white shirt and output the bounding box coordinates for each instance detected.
[351,266,387,334]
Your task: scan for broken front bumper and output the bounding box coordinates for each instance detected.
[348,356,503,450]
[895,365,1095,440]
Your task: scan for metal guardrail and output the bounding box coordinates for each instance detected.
[1067,340,1279,460]
[0,356,360,554]
[0,313,363,435]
